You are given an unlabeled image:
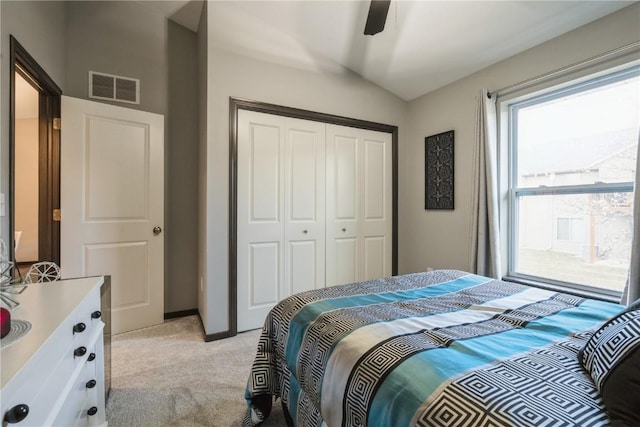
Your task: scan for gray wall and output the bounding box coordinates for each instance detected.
[200,1,408,335]
[400,3,640,276]
[64,1,200,314]
[0,0,67,249]
[167,21,199,313]
[1,1,199,314]
[197,2,209,327]
[65,1,168,115]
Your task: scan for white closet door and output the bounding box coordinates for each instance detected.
[284,118,326,296]
[237,111,326,332]
[326,125,392,286]
[237,111,285,332]
[360,128,392,280]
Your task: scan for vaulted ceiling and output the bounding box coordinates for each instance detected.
[154,1,635,100]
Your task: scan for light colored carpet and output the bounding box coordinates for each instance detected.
[106,316,286,426]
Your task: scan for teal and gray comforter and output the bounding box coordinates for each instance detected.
[244,270,619,427]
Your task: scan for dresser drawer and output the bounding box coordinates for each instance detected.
[71,293,103,350]
[52,369,95,427]
[46,323,103,426]
[1,279,106,427]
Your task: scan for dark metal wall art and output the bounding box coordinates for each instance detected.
[425,130,454,210]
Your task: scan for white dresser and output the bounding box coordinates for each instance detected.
[1,276,107,426]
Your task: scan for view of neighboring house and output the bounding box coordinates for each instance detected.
[518,127,636,289]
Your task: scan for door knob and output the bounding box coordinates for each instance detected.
[342,228,346,232]
[303,230,308,234]
[153,226,162,235]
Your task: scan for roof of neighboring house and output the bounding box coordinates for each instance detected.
[519,127,638,176]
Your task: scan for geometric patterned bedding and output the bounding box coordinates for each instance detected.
[244,270,621,427]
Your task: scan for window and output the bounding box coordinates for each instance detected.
[507,66,639,297]
[557,218,584,241]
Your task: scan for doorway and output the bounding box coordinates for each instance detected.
[9,36,62,277]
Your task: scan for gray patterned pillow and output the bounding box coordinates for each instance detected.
[580,308,640,426]
[581,309,640,389]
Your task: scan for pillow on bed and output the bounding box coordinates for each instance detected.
[624,297,640,312]
[580,306,640,426]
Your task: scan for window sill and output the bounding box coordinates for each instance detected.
[502,275,622,304]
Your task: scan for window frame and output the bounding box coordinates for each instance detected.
[505,65,639,299]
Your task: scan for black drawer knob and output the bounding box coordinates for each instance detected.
[4,404,29,423]
[91,310,101,319]
[88,407,98,416]
[74,346,87,358]
[86,379,97,389]
[73,322,86,334]
[88,352,96,362]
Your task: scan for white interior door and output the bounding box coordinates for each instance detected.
[326,125,392,286]
[237,111,285,332]
[360,129,392,280]
[60,96,164,335]
[284,117,326,296]
[325,126,359,286]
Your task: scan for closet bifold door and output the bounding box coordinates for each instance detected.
[325,124,392,287]
[283,118,326,297]
[236,110,326,332]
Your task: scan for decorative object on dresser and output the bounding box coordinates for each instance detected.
[0,307,10,338]
[1,276,108,426]
[23,262,62,284]
[425,130,455,210]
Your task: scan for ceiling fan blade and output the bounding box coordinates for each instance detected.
[364,0,391,36]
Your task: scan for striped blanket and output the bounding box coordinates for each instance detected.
[244,270,620,427]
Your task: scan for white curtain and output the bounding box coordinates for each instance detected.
[470,89,502,278]
[621,132,640,305]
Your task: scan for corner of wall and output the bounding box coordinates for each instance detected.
[197,0,210,334]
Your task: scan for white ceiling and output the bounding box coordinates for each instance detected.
[160,1,634,101]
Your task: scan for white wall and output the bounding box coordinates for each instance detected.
[400,3,640,276]
[0,0,66,249]
[14,118,39,262]
[201,2,407,335]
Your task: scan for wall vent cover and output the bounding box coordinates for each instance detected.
[89,71,140,104]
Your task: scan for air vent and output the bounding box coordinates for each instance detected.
[89,71,139,104]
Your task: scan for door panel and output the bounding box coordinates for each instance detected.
[363,236,385,280]
[85,118,148,220]
[334,136,358,221]
[238,111,285,332]
[249,242,280,307]
[364,139,385,220]
[284,118,325,297]
[250,125,281,222]
[327,125,392,286]
[289,240,317,294]
[61,96,164,335]
[84,242,148,308]
[326,127,359,286]
[335,237,357,285]
[237,112,326,331]
[289,129,317,221]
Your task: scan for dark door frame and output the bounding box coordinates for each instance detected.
[9,36,62,268]
[223,97,399,340]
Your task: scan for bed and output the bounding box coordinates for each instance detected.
[244,270,640,427]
